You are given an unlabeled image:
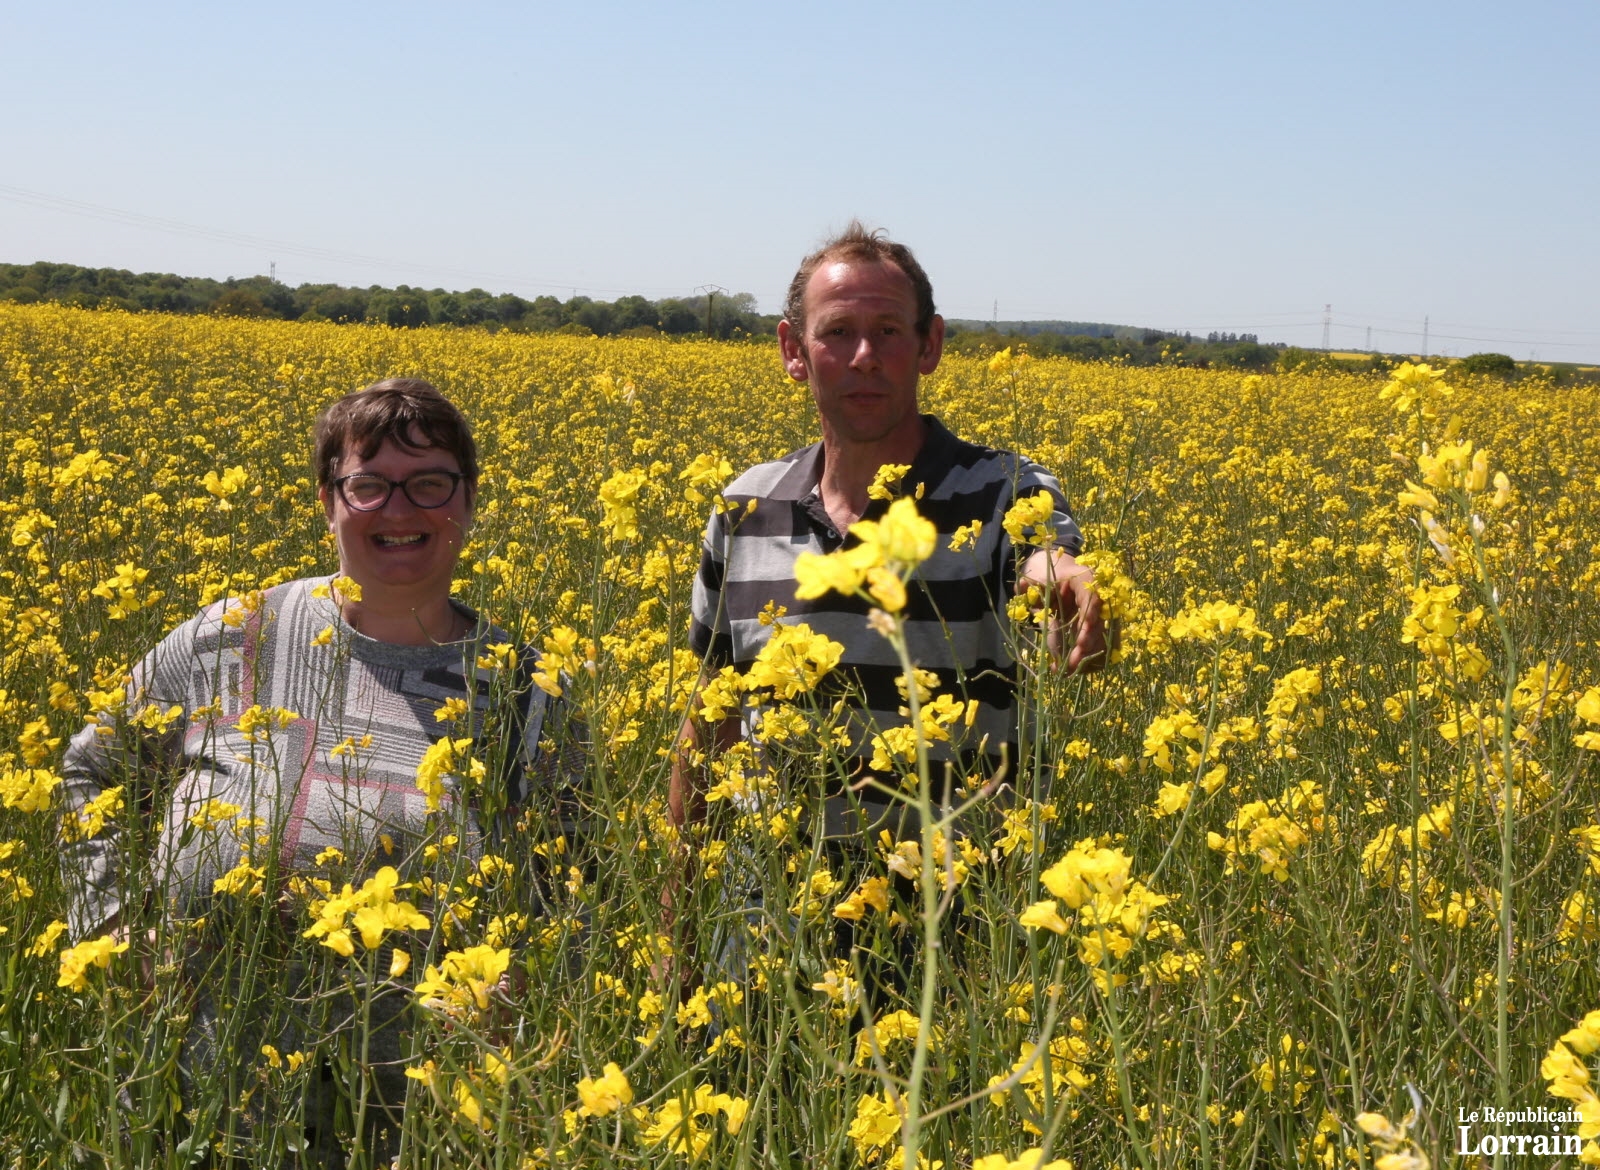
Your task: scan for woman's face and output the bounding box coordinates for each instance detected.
[319,433,472,603]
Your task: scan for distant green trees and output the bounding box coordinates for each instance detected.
[943,329,1583,379]
[945,323,1289,371]
[0,262,777,339]
[1457,352,1517,378]
[7,263,1583,380]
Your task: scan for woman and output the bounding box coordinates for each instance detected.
[59,377,568,1165]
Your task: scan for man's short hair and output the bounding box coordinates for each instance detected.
[313,377,479,489]
[782,220,938,340]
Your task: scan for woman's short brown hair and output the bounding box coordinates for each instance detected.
[313,378,478,490]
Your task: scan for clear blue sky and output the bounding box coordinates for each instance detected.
[5,1,1596,360]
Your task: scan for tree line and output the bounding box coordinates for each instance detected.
[1,260,1574,379]
[0,262,776,339]
[946,320,1287,370]
[945,320,1572,379]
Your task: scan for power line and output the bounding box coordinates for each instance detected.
[1330,321,1594,351]
[0,183,692,298]
[941,301,1597,355]
[6,185,1595,358]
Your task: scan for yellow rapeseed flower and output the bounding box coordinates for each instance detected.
[58,934,128,991]
[576,1062,633,1117]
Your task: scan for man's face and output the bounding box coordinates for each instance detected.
[779,259,944,448]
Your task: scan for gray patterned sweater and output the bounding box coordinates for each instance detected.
[60,576,565,938]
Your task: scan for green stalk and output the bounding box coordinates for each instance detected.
[1198,966,1218,1170]
[350,944,378,1170]
[1463,507,1518,1130]
[1397,530,1424,1089]
[889,616,944,1170]
[101,978,121,1170]
[1095,919,1154,1170]
[1148,643,1226,889]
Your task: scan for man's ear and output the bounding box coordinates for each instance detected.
[778,319,810,382]
[318,484,334,530]
[918,314,946,376]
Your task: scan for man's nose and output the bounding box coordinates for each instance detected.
[849,336,882,371]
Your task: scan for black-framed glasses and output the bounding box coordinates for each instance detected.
[332,471,466,512]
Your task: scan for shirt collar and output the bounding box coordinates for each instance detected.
[767,441,825,502]
[902,414,960,495]
[785,413,957,501]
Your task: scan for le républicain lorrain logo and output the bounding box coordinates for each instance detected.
[1456,1107,1583,1158]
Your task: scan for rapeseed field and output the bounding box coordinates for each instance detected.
[2,302,1598,1167]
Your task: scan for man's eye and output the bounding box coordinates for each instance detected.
[411,475,448,491]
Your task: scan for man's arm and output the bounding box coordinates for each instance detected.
[1016,548,1113,674]
[667,711,705,834]
[675,499,743,827]
[659,691,740,993]
[666,694,742,847]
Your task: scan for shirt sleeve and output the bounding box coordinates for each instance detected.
[687,507,736,668]
[58,617,198,939]
[1015,458,1083,556]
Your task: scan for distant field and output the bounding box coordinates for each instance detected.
[3,303,1599,1167]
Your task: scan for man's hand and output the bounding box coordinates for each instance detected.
[1017,550,1114,673]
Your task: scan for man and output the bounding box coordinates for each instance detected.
[671,222,1108,838]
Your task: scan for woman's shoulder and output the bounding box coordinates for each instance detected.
[182,577,319,633]
[144,577,324,662]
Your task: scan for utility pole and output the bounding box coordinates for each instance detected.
[1422,316,1429,357]
[695,284,727,338]
[269,261,277,283]
[1365,325,1372,352]
[1322,305,1332,351]
[992,298,998,326]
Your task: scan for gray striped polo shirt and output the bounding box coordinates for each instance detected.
[688,414,1081,778]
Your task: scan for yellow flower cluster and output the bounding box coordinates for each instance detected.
[639,1083,749,1158]
[57,932,127,991]
[413,943,511,1017]
[973,1149,1072,1170]
[1207,781,1327,881]
[1023,839,1175,992]
[1354,1109,1431,1170]
[301,866,430,957]
[986,1025,1098,1132]
[1544,1011,1600,1162]
[575,1061,633,1118]
[847,1090,906,1163]
[414,736,485,813]
[0,766,60,813]
[794,496,938,614]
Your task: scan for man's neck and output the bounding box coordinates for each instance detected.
[817,414,927,532]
